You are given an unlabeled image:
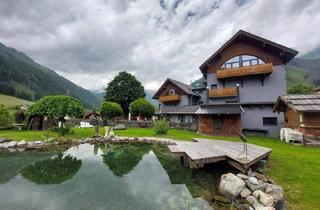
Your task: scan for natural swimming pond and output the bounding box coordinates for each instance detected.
[0,143,235,210]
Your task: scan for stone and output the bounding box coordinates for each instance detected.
[218,173,246,197]
[0,137,10,143]
[265,184,284,206]
[253,190,274,207]
[246,195,264,209]
[17,140,27,147]
[255,207,275,210]
[0,141,17,148]
[254,173,269,182]
[245,179,268,192]
[8,148,17,152]
[240,188,252,198]
[237,173,249,180]
[113,124,126,130]
[248,176,259,185]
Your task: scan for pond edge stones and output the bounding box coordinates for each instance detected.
[0,136,176,152]
[218,172,284,210]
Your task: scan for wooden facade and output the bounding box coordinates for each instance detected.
[216,63,273,79]
[284,108,320,137]
[159,94,181,102]
[275,95,320,137]
[208,87,237,98]
[198,114,241,136]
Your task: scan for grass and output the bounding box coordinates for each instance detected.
[0,127,319,210]
[0,94,33,109]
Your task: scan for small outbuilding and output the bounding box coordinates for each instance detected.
[273,94,320,137]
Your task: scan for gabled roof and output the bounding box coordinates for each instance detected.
[199,30,299,73]
[273,94,320,112]
[196,103,244,115]
[153,78,200,99]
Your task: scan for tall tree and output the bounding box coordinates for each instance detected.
[105,71,145,116]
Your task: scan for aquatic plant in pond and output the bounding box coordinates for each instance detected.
[21,154,81,184]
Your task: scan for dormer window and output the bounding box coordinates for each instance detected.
[169,88,175,95]
[221,55,265,69]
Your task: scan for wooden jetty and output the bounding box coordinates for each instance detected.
[168,138,272,172]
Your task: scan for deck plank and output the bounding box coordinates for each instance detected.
[168,138,272,172]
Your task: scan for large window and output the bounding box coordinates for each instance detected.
[221,55,265,69]
[263,117,277,126]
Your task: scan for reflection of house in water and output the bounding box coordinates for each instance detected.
[100,144,151,177]
[0,151,60,185]
[21,154,81,184]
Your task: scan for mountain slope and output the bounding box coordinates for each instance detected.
[287,47,320,88]
[0,42,100,108]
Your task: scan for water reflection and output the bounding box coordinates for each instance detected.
[21,154,81,184]
[100,143,151,177]
[0,151,60,184]
[0,143,230,210]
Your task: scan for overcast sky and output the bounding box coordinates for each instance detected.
[1,0,320,91]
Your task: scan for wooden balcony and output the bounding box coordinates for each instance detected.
[159,94,181,102]
[209,87,237,98]
[216,63,273,79]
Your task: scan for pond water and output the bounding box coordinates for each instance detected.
[0,143,234,210]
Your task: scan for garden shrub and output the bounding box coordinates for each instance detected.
[51,126,74,136]
[153,119,169,135]
[130,98,155,119]
[100,101,123,123]
[0,105,11,129]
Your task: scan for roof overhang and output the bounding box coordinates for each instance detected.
[196,103,244,115]
[199,30,299,75]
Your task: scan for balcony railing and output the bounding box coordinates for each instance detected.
[216,63,273,79]
[209,87,237,98]
[159,94,181,102]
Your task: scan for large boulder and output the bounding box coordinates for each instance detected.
[218,173,246,197]
[113,124,126,130]
[240,188,252,198]
[253,190,274,207]
[245,179,268,192]
[266,184,284,207]
[246,195,264,209]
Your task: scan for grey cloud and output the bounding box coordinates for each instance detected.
[0,0,319,91]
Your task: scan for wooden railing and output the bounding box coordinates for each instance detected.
[159,94,181,102]
[209,87,237,98]
[216,63,273,79]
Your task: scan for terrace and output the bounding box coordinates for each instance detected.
[216,63,273,79]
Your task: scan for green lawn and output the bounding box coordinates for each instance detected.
[0,127,319,210]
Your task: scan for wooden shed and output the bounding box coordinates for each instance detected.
[273,94,320,137]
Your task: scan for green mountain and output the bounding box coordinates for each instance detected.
[0,42,100,108]
[287,47,320,89]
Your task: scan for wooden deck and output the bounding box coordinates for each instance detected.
[168,138,272,172]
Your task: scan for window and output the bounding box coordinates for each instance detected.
[169,88,175,95]
[211,84,217,89]
[263,117,277,126]
[221,55,265,69]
